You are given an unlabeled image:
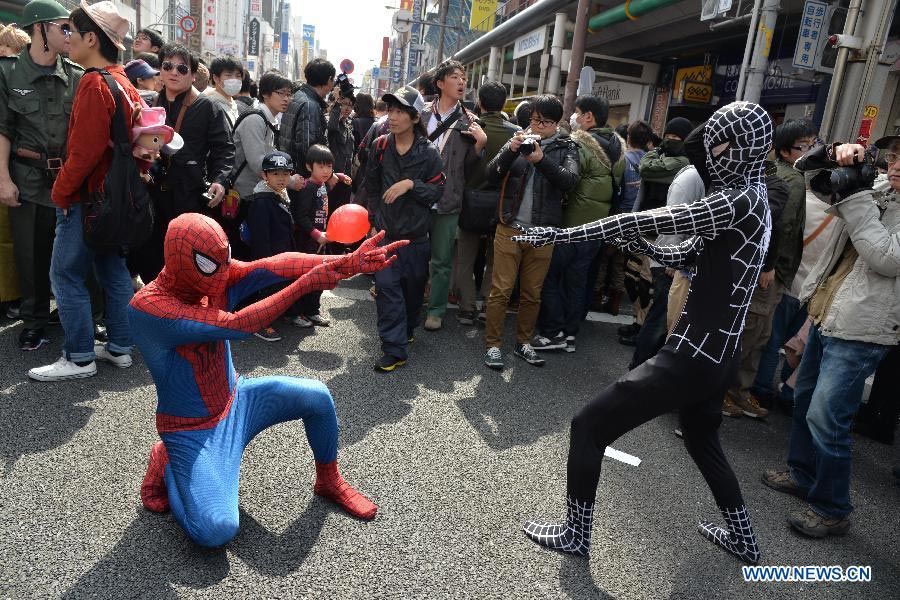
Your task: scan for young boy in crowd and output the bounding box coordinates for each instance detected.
[245,151,297,342]
[289,144,352,328]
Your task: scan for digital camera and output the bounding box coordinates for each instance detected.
[518,134,542,156]
[794,143,877,202]
[335,73,355,101]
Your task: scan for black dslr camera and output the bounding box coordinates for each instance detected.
[794,143,877,202]
[335,73,355,101]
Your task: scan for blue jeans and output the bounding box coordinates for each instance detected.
[50,204,134,362]
[538,240,601,337]
[630,267,672,369]
[751,293,806,398]
[375,238,430,360]
[787,326,890,519]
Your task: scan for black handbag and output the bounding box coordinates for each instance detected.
[81,69,154,255]
[459,184,500,234]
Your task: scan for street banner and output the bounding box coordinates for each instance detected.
[469,0,497,31]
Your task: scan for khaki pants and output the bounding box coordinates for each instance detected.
[455,228,494,313]
[729,279,785,401]
[667,270,691,335]
[484,224,553,348]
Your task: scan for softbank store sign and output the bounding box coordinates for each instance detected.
[513,26,546,60]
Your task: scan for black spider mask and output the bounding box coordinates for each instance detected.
[704,102,773,189]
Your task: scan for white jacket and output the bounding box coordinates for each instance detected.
[799,186,900,345]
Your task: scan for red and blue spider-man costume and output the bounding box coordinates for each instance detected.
[130,213,404,547]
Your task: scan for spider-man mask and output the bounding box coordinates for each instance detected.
[704,101,773,189]
[163,213,231,300]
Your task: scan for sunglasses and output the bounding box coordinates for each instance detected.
[161,61,190,76]
[45,22,72,37]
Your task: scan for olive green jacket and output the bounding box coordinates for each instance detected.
[0,48,83,207]
[563,129,615,227]
[773,158,807,287]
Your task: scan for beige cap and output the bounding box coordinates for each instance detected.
[80,0,128,51]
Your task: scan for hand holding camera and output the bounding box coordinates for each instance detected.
[794,142,877,204]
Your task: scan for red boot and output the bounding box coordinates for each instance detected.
[141,441,170,513]
[314,460,378,520]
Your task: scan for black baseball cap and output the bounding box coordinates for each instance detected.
[381,85,426,115]
[261,151,294,172]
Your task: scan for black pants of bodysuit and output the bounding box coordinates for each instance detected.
[567,344,745,509]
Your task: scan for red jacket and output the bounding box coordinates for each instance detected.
[52,64,141,209]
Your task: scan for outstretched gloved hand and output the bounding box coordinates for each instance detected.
[510,224,562,247]
[338,231,408,275]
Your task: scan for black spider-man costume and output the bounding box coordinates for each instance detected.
[130,213,404,547]
[513,102,774,563]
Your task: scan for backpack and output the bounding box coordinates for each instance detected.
[80,69,154,255]
[227,110,279,186]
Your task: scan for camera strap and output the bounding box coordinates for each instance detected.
[428,104,462,149]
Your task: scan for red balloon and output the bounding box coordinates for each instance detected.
[327,203,370,244]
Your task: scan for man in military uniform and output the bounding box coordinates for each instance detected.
[0,0,83,350]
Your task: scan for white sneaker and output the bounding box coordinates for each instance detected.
[28,357,97,382]
[290,315,314,328]
[94,343,133,368]
[131,275,145,292]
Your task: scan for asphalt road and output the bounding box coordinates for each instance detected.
[0,276,897,599]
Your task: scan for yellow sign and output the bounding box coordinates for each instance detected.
[469,0,498,32]
[863,105,878,118]
[682,81,713,104]
[672,65,712,102]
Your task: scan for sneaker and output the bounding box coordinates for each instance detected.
[93,322,108,343]
[734,394,769,419]
[307,314,330,327]
[424,315,442,331]
[722,396,743,418]
[618,334,637,347]
[477,310,486,323]
[456,310,476,325]
[5,304,20,320]
[564,335,576,353]
[19,328,50,351]
[94,343,133,368]
[532,332,567,351]
[48,309,60,326]
[28,357,97,382]
[788,507,851,538]
[289,315,314,328]
[254,327,282,342]
[374,354,406,372]
[514,343,545,366]
[761,469,809,500]
[484,346,503,370]
[131,275,145,292]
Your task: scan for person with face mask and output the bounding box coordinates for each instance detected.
[205,56,245,129]
[514,101,776,564]
[131,212,406,546]
[635,117,693,212]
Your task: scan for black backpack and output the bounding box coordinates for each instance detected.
[227,110,279,186]
[81,69,154,255]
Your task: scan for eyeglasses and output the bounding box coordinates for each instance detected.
[530,116,556,127]
[881,151,900,165]
[161,61,190,76]
[134,34,151,42]
[790,141,821,152]
[273,89,292,97]
[45,22,72,37]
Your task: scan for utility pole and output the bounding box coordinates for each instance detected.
[435,0,449,64]
[741,0,780,102]
[563,0,591,118]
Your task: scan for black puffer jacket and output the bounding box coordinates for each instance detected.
[365,133,446,240]
[486,132,580,227]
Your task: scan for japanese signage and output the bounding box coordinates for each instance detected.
[793,0,828,70]
[408,0,423,80]
[469,0,498,32]
[513,26,546,60]
[188,0,202,53]
[203,0,216,52]
[248,18,260,56]
[671,64,713,102]
[716,59,820,104]
[857,105,879,145]
[249,0,262,18]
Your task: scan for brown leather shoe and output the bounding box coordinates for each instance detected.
[722,395,743,418]
[762,469,809,500]
[788,506,850,538]
[735,394,769,419]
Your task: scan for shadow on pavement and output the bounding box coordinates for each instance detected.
[559,555,613,599]
[63,499,330,598]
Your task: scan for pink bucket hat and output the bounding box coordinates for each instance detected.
[80,0,129,51]
[131,106,175,145]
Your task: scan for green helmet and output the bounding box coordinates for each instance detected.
[19,0,70,28]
